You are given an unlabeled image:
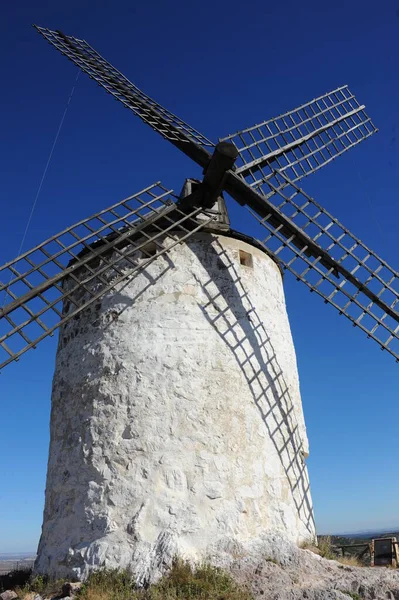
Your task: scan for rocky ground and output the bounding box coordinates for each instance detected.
[2,534,399,600]
[211,533,399,599]
[0,582,82,600]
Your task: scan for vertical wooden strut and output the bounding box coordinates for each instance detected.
[199,142,239,208]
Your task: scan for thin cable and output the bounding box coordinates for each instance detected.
[1,70,80,308]
[17,70,81,259]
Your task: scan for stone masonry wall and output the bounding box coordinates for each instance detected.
[35,232,315,583]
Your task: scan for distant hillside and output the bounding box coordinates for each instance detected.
[330,531,399,545]
[0,553,36,576]
[316,531,399,567]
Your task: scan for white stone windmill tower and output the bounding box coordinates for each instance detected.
[1,26,398,583]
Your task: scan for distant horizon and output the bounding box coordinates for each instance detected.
[318,526,399,537]
[0,551,37,557]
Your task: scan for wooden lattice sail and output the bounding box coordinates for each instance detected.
[1,26,398,372]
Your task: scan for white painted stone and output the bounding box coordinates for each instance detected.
[35,231,315,582]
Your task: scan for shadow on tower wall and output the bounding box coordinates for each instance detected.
[193,239,315,538]
[75,235,315,539]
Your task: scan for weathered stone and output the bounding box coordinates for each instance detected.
[211,533,399,600]
[0,591,18,600]
[35,232,315,581]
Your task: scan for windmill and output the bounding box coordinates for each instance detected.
[1,26,397,582]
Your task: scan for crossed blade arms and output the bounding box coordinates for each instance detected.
[0,27,398,371]
[0,185,219,370]
[33,27,376,180]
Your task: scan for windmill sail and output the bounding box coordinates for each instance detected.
[33,26,214,168]
[223,170,399,361]
[34,28,376,191]
[17,25,397,364]
[0,184,216,371]
[222,86,377,193]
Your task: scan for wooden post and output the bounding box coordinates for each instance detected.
[200,142,238,208]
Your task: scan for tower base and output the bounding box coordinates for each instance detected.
[35,232,315,581]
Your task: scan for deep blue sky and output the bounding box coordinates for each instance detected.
[1,0,399,552]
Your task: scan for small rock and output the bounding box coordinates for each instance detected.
[61,582,83,597]
[0,591,18,600]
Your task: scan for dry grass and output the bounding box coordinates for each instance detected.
[302,537,366,568]
[79,569,133,600]
[14,593,36,600]
[144,560,252,600]
[78,561,253,600]
[316,536,337,560]
[298,538,317,550]
[336,555,363,568]
[15,574,66,600]
[13,561,253,600]
[82,590,111,600]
